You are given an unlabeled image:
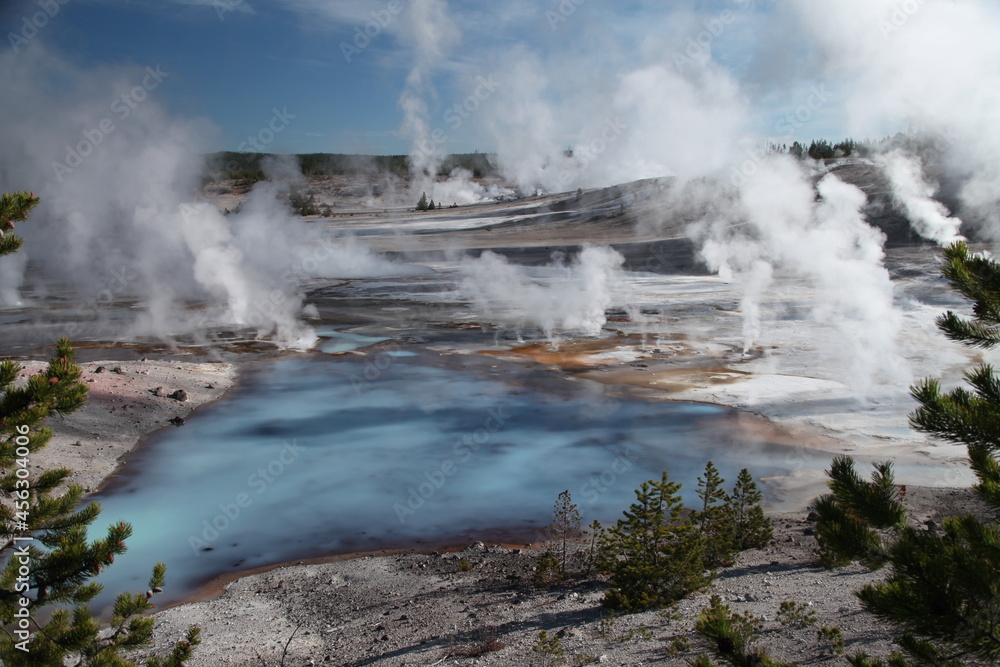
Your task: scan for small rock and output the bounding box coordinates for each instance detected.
[140,357,148,362]
[153,387,167,397]
[72,441,83,447]
[468,541,485,551]
[168,416,185,426]
[802,527,815,536]
[556,627,577,638]
[112,366,125,375]
[94,366,106,374]
[925,520,939,531]
[169,389,189,402]
[807,511,819,521]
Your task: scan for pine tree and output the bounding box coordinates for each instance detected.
[0,191,39,256]
[597,471,708,611]
[729,469,773,550]
[692,461,736,568]
[814,241,1000,665]
[428,199,436,211]
[583,519,603,577]
[0,193,199,665]
[693,595,796,667]
[910,241,1000,507]
[547,490,581,577]
[416,191,428,210]
[812,457,906,569]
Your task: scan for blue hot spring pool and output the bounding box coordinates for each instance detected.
[86,349,818,612]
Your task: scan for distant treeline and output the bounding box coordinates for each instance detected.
[773,131,950,161]
[205,132,946,186]
[202,151,498,183]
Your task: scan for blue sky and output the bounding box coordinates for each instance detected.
[2,0,858,155]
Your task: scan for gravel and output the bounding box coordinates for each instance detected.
[134,486,993,666]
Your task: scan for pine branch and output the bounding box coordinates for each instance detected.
[936,311,1000,349]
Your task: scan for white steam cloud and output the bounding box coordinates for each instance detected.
[877,150,964,246]
[786,0,1000,237]
[396,0,501,206]
[0,45,413,348]
[693,156,907,394]
[459,246,631,340]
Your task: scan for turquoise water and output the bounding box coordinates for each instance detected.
[87,351,814,612]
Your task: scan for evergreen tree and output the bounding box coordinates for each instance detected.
[0,192,39,256]
[808,139,835,160]
[834,139,857,157]
[814,241,1000,665]
[729,469,773,550]
[583,519,603,577]
[0,192,198,665]
[692,462,736,568]
[416,192,428,210]
[812,456,906,569]
[693,595,795,667]
[428,199,436,211]
[911,241,1000,508]
[597,471,708,611]
[547,490,581,577]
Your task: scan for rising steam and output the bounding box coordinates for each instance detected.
[877,150,964,246]
[692,156,907,394]
[458,246,631,340]
[0,45,411,348]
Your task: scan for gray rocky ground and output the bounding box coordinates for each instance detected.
[133,487,992,666]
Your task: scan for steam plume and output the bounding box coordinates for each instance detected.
[458,246,631,340]
[0,45,410,348]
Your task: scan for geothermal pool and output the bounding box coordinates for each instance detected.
[87,342,821,613]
